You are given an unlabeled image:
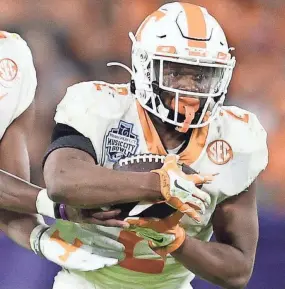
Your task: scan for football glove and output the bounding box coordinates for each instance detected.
[151,154,213,223]
[30,224,124,271]
[126,211,185,258]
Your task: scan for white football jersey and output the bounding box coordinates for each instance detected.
[0,31,37,140]
[50,81,268,289]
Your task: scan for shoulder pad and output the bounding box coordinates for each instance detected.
[217,106,268,194]
[220,106,267,153]
[55,81,132,137]
[0,32,36,139]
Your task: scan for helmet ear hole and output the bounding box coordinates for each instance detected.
[130,80,136,94]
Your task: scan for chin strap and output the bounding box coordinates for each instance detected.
[130,80,136,94]
[170,97,201,133]
[176,105,196,133]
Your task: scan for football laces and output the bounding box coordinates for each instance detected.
[118,154,165,166]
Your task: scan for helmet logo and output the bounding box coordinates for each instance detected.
[140,51,148,62]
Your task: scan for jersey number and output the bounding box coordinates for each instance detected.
[118,230,165,274]
[94,83,128,96]
[224,109,249,123]
[50,229,164,273]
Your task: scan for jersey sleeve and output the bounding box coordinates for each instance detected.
[246,111,268,183]
[54,82,94,137]
[0,32,37,139]
[54,81,132,138]
[217,106,268,198]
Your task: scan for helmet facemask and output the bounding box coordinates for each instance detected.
[131,41,235,132]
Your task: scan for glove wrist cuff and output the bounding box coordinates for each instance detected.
[36,189,56,218]
[151,169,171,201]
[29,224,49,256]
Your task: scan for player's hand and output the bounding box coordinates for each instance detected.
[151,154,213,223]
[30,224,125,271]
[65,206,130,228]
[125,211,185,258]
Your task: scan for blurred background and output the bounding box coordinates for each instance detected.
[0,0,284,288]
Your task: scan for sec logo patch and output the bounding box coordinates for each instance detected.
[207,140,233,165]
[0,58,18,81]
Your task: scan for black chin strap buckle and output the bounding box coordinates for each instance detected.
[130,80,136,94]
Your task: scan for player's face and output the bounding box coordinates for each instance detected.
[154,60,218,109]
[159,64,205,113]
[162,61,218,94]
[153,60,220,126]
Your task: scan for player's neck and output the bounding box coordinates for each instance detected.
[149,112,192,151]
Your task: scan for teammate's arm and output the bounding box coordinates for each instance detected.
[0,102,46,249]
[171,183,258,289]
[0,101,56,216]
[0,209,43,250]
[0,169,42,213]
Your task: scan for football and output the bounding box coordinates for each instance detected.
[110,154,199,220]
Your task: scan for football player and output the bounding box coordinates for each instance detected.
[0,30,47,249]
[41,2,268,289]
[0,31,122,253]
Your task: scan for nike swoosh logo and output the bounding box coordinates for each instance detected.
[151,236,164,243]
[174,180,189,193]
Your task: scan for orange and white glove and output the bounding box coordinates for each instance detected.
[151,154,214,223]
[126,211,185,258]
[30,224,124,271]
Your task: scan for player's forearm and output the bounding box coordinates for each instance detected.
[171,236,252,289]
[0,169,41,213]
[46,158,161,208]
[0,209,43,250]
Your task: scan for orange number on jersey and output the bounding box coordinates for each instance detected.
[117,87,128,96]
[94,83,115,92]
[94,83,128,96]
[223,109,249,123]
[50,230,83,262]
[118,230,165,274]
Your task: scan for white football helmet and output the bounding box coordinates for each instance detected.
[109,2,236,132]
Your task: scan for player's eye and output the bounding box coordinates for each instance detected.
[195,74,203,81]
[170,71,179,77]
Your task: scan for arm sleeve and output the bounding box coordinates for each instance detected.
[42,123,97,167]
